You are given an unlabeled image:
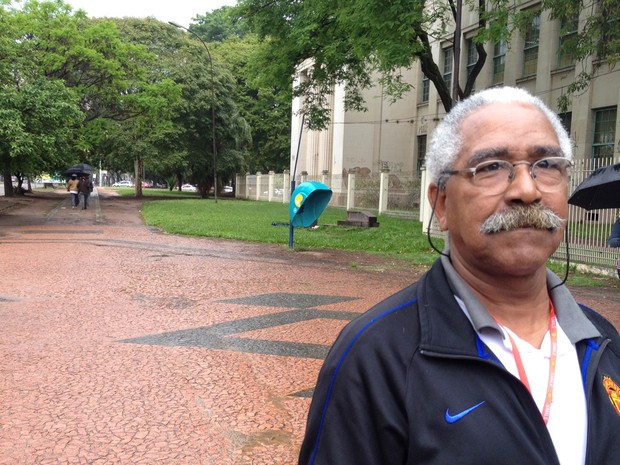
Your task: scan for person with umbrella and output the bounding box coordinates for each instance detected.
[66,174,80,209]
[299,87,620,465]
[77,174,93,210]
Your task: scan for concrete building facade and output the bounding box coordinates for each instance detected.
[290,2,619,184]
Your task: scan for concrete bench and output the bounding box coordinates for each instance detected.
[43,182,56,188]
[337,210,379,228]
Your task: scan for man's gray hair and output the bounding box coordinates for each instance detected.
[425,86,573,185]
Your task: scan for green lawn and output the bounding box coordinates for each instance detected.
[142,198,441,266]
[139,197,617,287]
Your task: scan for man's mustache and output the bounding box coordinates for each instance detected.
[480,205,565,234]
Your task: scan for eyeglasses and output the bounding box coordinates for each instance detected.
[440,157,573,195]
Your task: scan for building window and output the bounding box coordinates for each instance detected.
[417,135,427,171]
[599,4,619,59]
[523,13,540,77]
[493,41,506,85]
[443,47,453,91]
[421,74,429,103]
[592,107,617,159]
[558,14,579,68]
[466,38,477,92]
[558,112,572,135]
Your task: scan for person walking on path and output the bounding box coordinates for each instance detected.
[77,174,93,210]
[298,87,620,465]
[66,174,80,209]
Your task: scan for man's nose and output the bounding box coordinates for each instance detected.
[505,164,542,203]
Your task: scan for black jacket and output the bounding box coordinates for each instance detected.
[78,178,93,194]
[299,260,620,465]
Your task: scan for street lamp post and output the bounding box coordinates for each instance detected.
[169,21,217,202]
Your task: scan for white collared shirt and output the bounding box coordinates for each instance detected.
[456,296,587,465]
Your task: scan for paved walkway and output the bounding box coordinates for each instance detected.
[0,189,421,465]
[1,189,619,465]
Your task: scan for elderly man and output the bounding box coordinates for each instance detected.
[298,87,620,465]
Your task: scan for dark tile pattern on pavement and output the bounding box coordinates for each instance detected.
[121,294,360,361]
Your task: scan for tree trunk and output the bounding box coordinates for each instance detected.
[134,156,143,197]
[1,154,14,197]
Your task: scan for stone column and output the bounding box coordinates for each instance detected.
[347,169,356,211]
[321,170,329,186]
[256,172,262,200]
[283,170,290,203]
[268,171,275,202]
[379,169,390,214]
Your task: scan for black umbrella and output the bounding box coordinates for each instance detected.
[63,163,94,178]
[568,162,620,211]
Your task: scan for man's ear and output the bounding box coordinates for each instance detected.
[427,183,449,231]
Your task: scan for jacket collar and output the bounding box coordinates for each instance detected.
[439,255,600,344]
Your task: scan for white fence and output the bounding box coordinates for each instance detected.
[235,170,421,217]
[236,158,620,271]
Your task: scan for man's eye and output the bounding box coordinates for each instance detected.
[476,161,504,174]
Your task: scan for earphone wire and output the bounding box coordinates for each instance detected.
[426,185,450,258]
[549,224,570,291]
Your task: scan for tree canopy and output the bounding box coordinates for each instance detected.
[0,1,293,196]
[234,0,619,128]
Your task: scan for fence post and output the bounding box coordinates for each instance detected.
[321,170,329,186]
[283,170,290,203]
[420,167,429,226]
[268,171,275,202]
[256,172,262,200]
[235,174,241,198]
[301,171,308,184]
[379,169,390,214]
[245,172,250,199]
[347,169,356,211]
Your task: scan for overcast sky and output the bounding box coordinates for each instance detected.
[64,0,238,28]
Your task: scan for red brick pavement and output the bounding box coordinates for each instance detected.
[0,189,618,465]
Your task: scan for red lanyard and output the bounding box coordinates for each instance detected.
[497,301,558,425]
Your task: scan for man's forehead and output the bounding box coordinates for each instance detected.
[461,101,544,124]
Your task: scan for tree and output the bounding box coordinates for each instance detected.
[213,35,292,174]
[112,17,250,197]
[0,1,169,195]
[0,1,86,194]
[235,0,618,129]
[191,6,249,42]
[191,7,292,174]
[0,78,83,194]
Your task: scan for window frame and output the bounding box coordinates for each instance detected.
[443,47,454,92]
[558,14,579,69]
[493,41,507,85]
[522,13,541,77]
[417,134,427,171]
[592,107,617,159]
[466,38,477,92]
[421,74,430,103]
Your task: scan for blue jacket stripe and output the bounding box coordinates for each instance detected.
[581,339,600,397]
[308,298,417,465]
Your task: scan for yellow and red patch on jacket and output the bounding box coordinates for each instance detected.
[603,376,620,416]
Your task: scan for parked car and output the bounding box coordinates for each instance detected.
[112,180,134,187]
[223,185,233,193]
[181,184,197,192]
